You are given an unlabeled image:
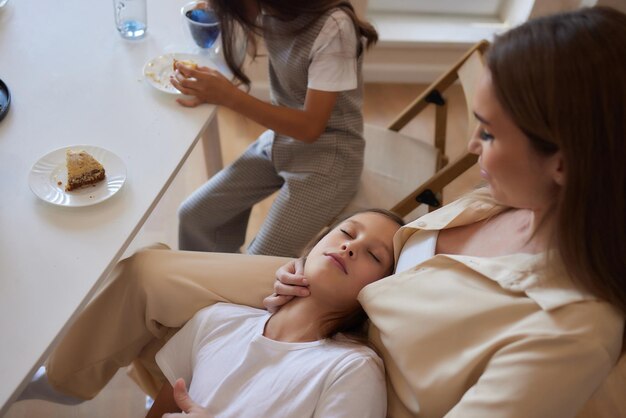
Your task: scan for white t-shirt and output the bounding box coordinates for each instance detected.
[308,10,359,92]
[156,303,386,418]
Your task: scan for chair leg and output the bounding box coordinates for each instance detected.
[434,101,448,168]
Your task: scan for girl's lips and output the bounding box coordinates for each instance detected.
[325,253,347,274]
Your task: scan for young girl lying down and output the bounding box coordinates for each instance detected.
[146,209,404,418]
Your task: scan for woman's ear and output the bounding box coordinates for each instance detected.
[551,151,565,186]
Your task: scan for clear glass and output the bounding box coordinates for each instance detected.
[181,1,220,53]
[113,0,147,40]
[0,0,9,9]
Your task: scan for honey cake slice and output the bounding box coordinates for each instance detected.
[65,149,106,191]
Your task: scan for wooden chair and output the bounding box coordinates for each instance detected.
[341,40,489,222]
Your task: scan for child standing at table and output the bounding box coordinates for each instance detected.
[172,0,378,257]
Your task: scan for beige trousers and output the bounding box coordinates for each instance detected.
[46,245,291,399]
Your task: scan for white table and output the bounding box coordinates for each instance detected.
[0,0,225,413]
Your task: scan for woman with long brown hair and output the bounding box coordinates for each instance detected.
[267,6,626,417]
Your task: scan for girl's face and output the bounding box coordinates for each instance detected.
[468,71,564,210]
[304,212,400,311]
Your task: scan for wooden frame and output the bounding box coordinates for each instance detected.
[388,40,490,216]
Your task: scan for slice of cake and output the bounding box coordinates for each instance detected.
[172,58,198,71]
[65,149,106,191]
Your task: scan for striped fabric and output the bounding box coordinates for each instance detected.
[178,9,365,257]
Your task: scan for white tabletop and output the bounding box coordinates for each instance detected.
[0,0,225,412]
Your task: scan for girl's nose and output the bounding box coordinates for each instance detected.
[340,243,355,257]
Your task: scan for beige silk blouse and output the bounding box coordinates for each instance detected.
[359,195,624,418]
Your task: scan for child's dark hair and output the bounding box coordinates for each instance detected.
[211,0,379,87]
[312,208,405,349]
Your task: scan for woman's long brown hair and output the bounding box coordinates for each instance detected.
[486,7,626,314]
[210,0,378,86]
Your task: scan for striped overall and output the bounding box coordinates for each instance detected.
[178,10,365,257]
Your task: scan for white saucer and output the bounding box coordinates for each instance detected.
[29,145,126,207]
[143,52,230,94]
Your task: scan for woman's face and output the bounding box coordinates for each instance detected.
[304,212,399,311]
[468,71,564,210]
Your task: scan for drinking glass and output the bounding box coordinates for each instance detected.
[181,1,220,53]
[113,0,147,40]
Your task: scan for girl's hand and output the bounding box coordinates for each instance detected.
[162,378,214,418]
[170,64,237,108]
[263,258,310,313]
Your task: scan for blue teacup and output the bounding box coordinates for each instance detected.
[181,1,220,50]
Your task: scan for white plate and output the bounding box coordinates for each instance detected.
[29,145,126,207]
[143,52,230,94]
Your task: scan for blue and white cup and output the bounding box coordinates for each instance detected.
[181,1,220,51]
[113,0,147,40]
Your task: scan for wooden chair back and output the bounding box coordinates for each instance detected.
[389,40,489,216]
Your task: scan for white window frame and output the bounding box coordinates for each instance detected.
[355,0,594,83]
[363,0,535,46]
[368,0,505,17]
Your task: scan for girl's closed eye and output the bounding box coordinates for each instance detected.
[368,250,381,263]
[340,228,354,239]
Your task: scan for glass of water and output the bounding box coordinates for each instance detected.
[181,1,220,53]
[113,0,147,40]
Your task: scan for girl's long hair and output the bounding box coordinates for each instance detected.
[210,0,378,86]
[486,7,626,314]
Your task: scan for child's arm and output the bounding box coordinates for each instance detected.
[171,65,337,143]
[146,381,179,418]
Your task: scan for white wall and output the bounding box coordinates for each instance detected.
[244,0,619,98]
[363,0,600,83]
[530,0,588,16]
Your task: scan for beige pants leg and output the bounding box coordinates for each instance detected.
[46,247,291,399]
